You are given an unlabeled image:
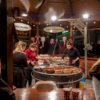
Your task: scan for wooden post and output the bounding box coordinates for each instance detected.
[70,22,73,37]
[72,30,74,45]
[36,24,39,54]
[29,30,31,40]
[1,0,13,88]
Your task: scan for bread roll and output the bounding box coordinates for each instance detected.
[55,69,63,74]
[63,69,72,74]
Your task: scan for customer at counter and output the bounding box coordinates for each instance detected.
[13,41,28,88]
[24,43,38,87]
[79,42,84,56]
[95,41,100,56]
[62,40,80,67]
[39,36,49,54]
[48,38,59,54]
[90,41,95,55]
[27,37,36,49]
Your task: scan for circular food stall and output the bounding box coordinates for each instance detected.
[32,64,83,88]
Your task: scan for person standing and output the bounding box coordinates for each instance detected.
[62,40,80,67]
[13,41,27,88]
[79,42,84,56]
[62,40,80,88]
[48,38,59,54]
[95,41,100,56]
[27,37,36,49]
[24,43,38,87]
[39,36,49,54]
[90,42,95,55]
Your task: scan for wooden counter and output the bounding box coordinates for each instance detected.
[13,88,96,100]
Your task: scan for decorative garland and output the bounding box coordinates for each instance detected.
[12,7,21,42]
[35,36,41,44]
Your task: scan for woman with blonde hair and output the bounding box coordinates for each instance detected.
[13,41,28,88]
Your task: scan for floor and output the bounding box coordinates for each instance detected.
[26,79,93,88]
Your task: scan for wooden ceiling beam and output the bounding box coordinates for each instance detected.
[37,0,48,14]
[71,0,83,3]
[47,2,67,4]
[66,0,73,16]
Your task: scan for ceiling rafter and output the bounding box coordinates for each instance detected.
[71,0,83,3]
[66,0,73,16]
[37,0,48,14]
[47,2,67,4]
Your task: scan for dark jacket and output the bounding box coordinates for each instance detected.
[48,43,59,55]
[62,47,80,67]
[39,38,49,54]
[95,44,100,55]
[79,44,84,56]
[13,52,28,88]
[0,78,15,100]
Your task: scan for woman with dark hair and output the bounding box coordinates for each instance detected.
[62,40,80,67]
[24,43,38,87]
[62,40,81,88]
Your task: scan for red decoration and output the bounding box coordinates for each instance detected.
[13,7,21,18]
[35,36,41,44]
[12,7,21,42]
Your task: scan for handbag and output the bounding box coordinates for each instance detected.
[89,59,100,81]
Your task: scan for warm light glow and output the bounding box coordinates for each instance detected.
[48,91,57,100]
[14,23,31,31]
[21,20,23,22]
[66,26,68,28]
[50,30,53,33]
[14,19,15,21]
[46,24,48,26]
[60,24,62,26]
[33,24,35,27]
[94,21,96,24]
[22,13,28,17]
[27,22,29,24]
[51,16,57,21]
[83,14,89,18]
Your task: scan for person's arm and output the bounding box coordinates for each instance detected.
[39,42,43,49]
[24,49,30,61]
[72,49,80,64]
[62,49,67,60]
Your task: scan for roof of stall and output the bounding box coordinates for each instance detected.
[13,0,100,29]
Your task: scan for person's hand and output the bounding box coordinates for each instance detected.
[40,46,42,49]
[72,60,76,64]
[27,60,30,64]
[31,61,35,65]
[62,59,64,61]
[66,62,69,65]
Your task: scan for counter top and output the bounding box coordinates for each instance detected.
[13,88,96,100]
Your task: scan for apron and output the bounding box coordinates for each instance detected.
[13,67,25,88]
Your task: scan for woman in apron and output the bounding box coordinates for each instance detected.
[62,40,80,67]
[62,40,80,88]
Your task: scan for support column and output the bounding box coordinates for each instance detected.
[29,30,31,40]
[70,22,73,37]
[1,0,13,88]
[84,26,87,78]
[72,30,74,44]
[36,24,39,54]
